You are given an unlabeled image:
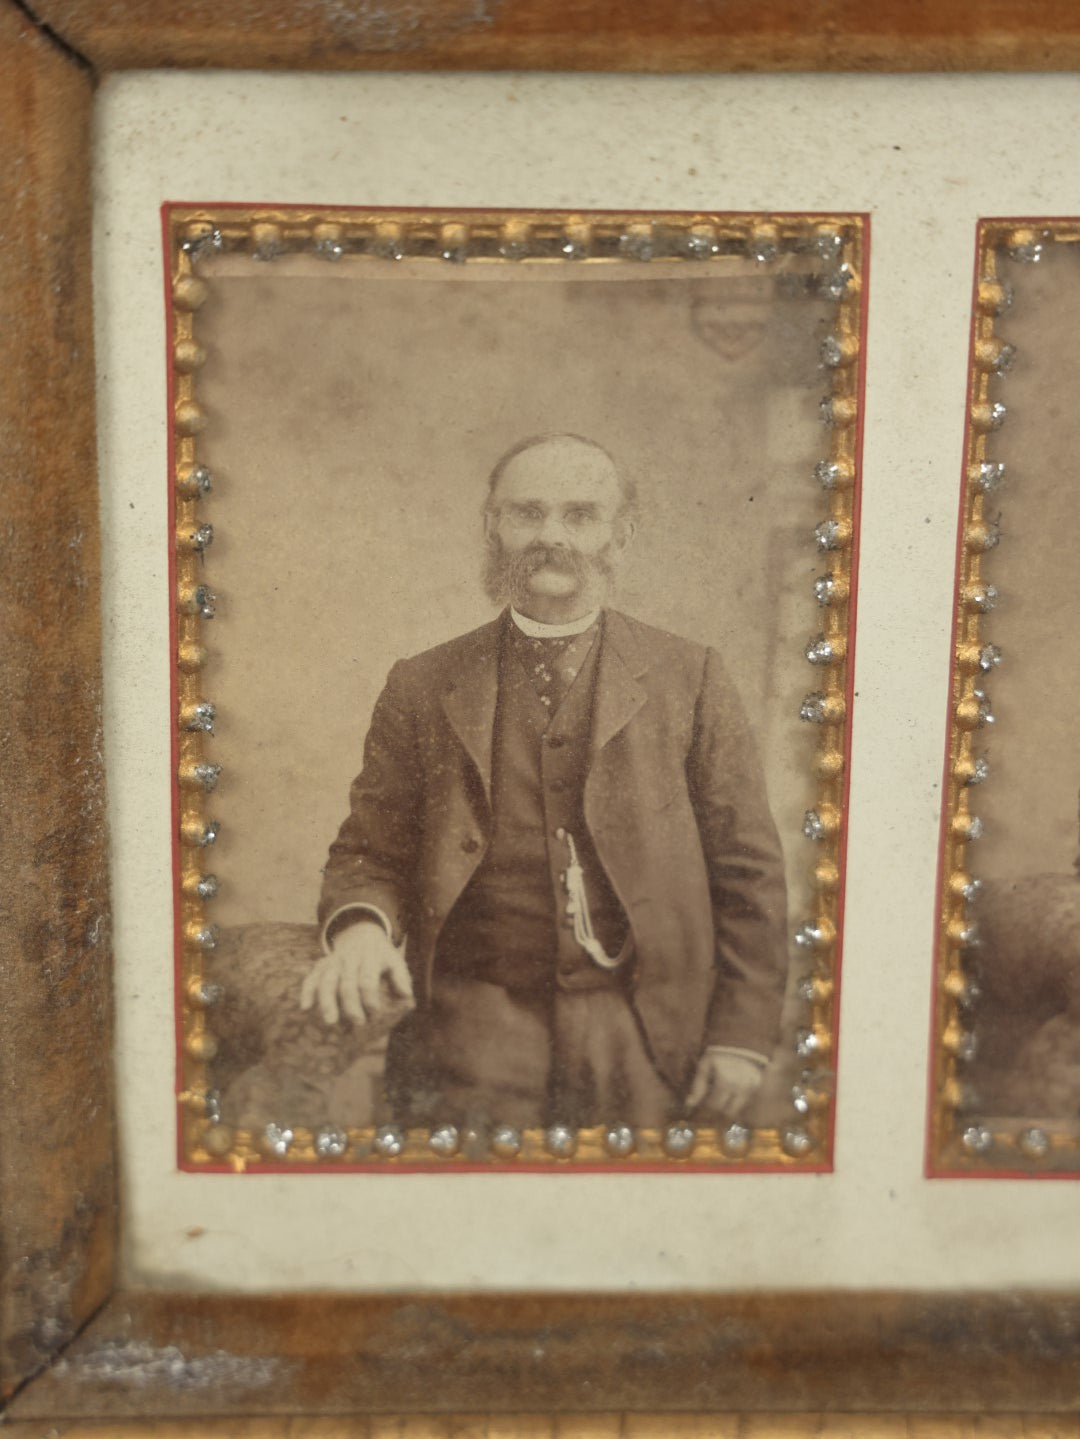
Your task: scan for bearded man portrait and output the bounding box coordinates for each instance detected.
[301,431,789,1133]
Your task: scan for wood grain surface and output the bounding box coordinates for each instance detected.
[21,0,1080,74]
[5,0,1080,1430]
[0,0,116,1404]
[4,1416,1079,1437]
[8,1291,1080,1421]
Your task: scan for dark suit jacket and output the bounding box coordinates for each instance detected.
[319,609,788,1092]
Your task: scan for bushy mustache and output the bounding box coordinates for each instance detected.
[482,538,614,607]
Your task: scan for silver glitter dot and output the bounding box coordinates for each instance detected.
[751,238,779,264]
[970,583,999,613]
[196,820,220,847]
[795,973,817,1003]
[560,238,586,259]
[814,459,841,490]
[314,238,344,261]
[814,574,838,606]
[182,228,224,257]
[185,701,216,733]
[683,228,718,258]
[204,1089,222,1124]
[440,243,467,264]
[961,1124,993,1155]
[720,1122,751,1157]
[818,398,840,427]
[956,976,983,1012]
[195,873,219,901]
[189,465,213,494]
[193,585,216,619]
[263,1123,294,1158]
[991,343,1016,375]
[987,401,1007,429]
[966,757,990,786]
[994,281,1015,312]
[976,461,1006,492]
[498,233,530,261]
[545,1124,577,1158]
[815,519,844,552]
[978,644,1002,671]
[663,1123,696,1158]
[373,234,405,261]
[805,634,836,666]
[821,265,854,300]
[795,1027,820,1058]
[315,1126,348,1158]
[960,876,984,902]
[193,762,222,792]
[1019,1126,1050,1159]
[196,979,224,1006]
[799,692,828,725]
[794,921,825,949]
[605,1123,636,1157]
[972,687,994,727]
[815,230,843,260]
[966,816,985,841]
[956,1030,978,1063]
[955,922,980,947]
[802,810,827,842]
[193,924,219,950]
[820,335,846,367]
[188,524,214,552]
[973,521,1001,551]
[791,1084,811,1116]
[1009,239,1043,263]
[428,1124,460,1157]
[782,1127,814,1158]
[252,234,283,262]
[491,1123,522,1158]
[618,228,655,262]
[374,1125,405,1158]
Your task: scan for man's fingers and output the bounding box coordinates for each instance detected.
[299,968,317,1012]
[685,1064,710,1110]
[710,1082,739,1115]
[357,969,385,1020]
[315,964,341,1026]
[337,955,365,1022]
[386,949,414,1002]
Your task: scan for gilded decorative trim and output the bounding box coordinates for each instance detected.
[931,219,1080,1175]
[166,206,865,1171]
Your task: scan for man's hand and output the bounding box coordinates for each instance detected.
[299,920,414,1025]
[685,1050,764,1117]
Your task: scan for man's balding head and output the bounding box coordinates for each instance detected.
[486,434,639,522]
[481,433,637,623]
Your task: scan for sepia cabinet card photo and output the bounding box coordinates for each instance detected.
[169,206,865,1172]
[933,219,1080,1177]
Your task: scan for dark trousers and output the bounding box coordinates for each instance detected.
[387,975,676,1129]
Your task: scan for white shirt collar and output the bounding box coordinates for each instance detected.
[510,607,601,639]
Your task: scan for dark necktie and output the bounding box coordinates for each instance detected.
[512,621,599,714]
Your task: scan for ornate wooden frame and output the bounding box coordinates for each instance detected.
[5,1,1080,1430]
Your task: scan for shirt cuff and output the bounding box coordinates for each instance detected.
[704,1044,770,1068]
[321,903,396,954]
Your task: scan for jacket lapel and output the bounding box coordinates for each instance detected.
[439,614,503,805]
[590,609,648,756]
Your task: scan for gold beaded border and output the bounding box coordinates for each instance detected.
[932,219,1080,1175]
[166,206,865,1172]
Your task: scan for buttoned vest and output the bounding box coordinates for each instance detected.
[434,618,629,992]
